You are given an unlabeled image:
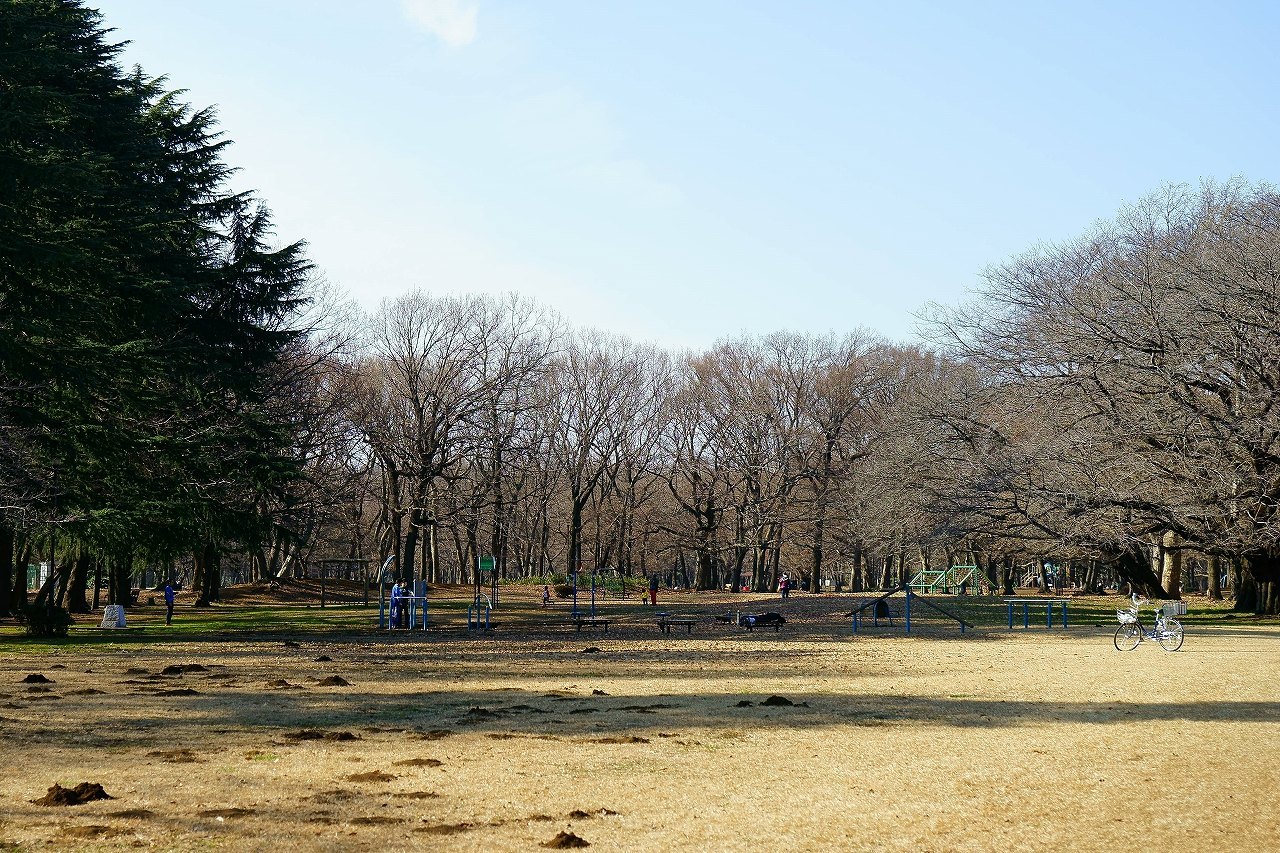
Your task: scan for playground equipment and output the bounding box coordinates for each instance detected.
[376,555,430,631]
[848,588,973,634]
[468,592,493,631]
[906,564,993,595]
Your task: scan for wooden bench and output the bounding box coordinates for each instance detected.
[657,616,698,634]
[571,618,611,633]
[738,614,784,632]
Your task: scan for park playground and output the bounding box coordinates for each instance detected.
[0,584,1277,852]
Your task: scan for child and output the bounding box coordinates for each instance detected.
[542,585,551,608]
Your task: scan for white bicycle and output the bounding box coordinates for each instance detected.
[1114,594,1184,652]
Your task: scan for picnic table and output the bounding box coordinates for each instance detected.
[570,617,611,633]
[656,613,698,634]
[1004,597,1070,629]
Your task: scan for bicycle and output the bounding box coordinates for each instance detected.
[1114,593,1184,652]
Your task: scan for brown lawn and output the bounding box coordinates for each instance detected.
[1,588,1277,851]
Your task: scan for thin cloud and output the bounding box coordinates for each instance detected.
[401,0,478,46]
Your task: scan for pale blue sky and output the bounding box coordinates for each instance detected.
[95,1,1280,348]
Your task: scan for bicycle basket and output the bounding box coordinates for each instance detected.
[1116,609,1137,624]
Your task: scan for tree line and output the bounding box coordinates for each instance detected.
[5,3,1279,630]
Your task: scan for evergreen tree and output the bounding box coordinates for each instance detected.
[0,0,311,617]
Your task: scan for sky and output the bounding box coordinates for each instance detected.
[93,0,1280,350]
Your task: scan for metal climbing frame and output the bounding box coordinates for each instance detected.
[906,565,992,595]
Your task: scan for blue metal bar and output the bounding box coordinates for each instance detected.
[904,589,912,633]
[1062,602,1068,629]
[1046,601,1052,628]
[1022,602,1029,628]
[1007,602,1013,630]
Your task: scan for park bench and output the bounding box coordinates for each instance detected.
[571,617,611,633]
[736,613,785,632]
[656,614,698,634]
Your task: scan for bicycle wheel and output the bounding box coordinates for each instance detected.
[1114,623,1141,651]
[1157,619,1184,652]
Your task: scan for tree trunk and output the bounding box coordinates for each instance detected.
[1235,551,1280,615]
[92,554,102,610]
[1207,554,1223,601]
[1160,531,1182,600]
[110,553,133,606]
[0,522,12,617]
[65,550,91,613]
[197,542,221,604]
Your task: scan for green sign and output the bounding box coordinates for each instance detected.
[478,556,495,572]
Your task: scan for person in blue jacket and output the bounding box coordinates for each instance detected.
[390,581,403,629]
[163,583,176,625]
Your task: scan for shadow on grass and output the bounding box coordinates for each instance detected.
[12,672,1280,754]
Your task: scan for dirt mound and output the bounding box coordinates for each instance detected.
[346,771,395,782]
[33,782,114,806]
[148,748,201,763]
[415,822,478,835]
[414,729,453,740]
[156,688,201,697]
[314,655,333,662]
[161,664,208,675]
[61,825,126,839]
[391,791,439,799]
[543,830,590,848]
[197,807,254,818]
[392,758,443,767]
[285,729,360,741]
[761,695,794,706]
[352,815,404,825]
[22,673,53,684]
[108,809,155,820]
[590,736,649,744]
[265,679,301,689]
[220,577,369,606]
[315,676,350,687]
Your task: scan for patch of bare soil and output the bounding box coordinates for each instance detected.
[32,783,113,806]
[351,815,404,825]
[345,771,394,783]
[1,593,1276,852]
[148,748,202,763]
[156,688,201,696]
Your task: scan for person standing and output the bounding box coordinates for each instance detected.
[542,584,551,608]
[779,573,790,600]
[648,573,659,607]
[390,581,402,630]
[163,582,176,626]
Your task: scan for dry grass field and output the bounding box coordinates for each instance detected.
[1,586,1277,852]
